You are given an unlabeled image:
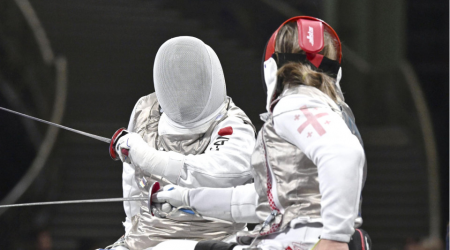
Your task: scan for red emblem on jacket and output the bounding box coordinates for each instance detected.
[218,126,233,136]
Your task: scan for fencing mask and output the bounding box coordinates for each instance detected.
[154,36,226,128]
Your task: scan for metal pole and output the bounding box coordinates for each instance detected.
[0,106,111,144]
[0,197,147,209]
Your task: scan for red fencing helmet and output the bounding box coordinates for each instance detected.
[264,16,342,66]
[261,16,342,112]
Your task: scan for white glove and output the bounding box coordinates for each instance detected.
[151,185,190,208]
[115,133,133,164]
[115,132,158,165]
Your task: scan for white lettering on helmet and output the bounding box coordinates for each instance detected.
[307,26,314,46]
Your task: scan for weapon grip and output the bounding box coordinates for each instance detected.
[121,148,129,156]
[147,182,161,216]
[109,128,128,161]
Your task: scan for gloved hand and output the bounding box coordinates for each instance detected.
[115,133,131,163]
[115,132,155,164]
[151,185,190,208]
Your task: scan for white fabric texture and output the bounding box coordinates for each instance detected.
[272,93,365,242]
[153,36,226,127]
[230,184,260,223]
[263,57,278,112]
[122,132,170,177]
[151,185,190,208]
[334,67,345,102]
[121,104,255,233]
[152,240,198,250]
[188,183,259,223]
[174,116,255,188]
[122,103,142,233]
[109,247,129,250]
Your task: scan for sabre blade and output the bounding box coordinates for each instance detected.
[0,106,111,144]
[0,197,147,209]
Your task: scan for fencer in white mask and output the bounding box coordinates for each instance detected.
[99,37,256,250]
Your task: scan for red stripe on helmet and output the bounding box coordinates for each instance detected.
[298,18,324,54]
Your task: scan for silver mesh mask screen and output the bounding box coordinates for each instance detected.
[154,36,226,126]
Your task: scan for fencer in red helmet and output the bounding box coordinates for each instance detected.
[152,17,371,250]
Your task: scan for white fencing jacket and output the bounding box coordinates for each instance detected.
[188,93,365,242]
[122,101,256,233]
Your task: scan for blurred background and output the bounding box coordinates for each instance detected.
[0,0,448,249]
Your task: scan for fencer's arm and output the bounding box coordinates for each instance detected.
[123,116,255,188]
[179,116,256,187]
[273,95,365,243]
[153,183,260,223]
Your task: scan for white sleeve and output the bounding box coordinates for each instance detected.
[189,183,259,223]
[122,102,142,233]
[137,116,256,188]
[178,116,255,188]
[273,95,365,243]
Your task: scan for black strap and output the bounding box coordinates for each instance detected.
[194,240,238,250]
[273,53,340,78]
[348,229,372,250]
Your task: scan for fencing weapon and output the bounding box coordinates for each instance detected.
[0,106,127,160]
[0,110,195,213]
[0,196,148,209]
[0,182,159,210]
[0,181,194,214]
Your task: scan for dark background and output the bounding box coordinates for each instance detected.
[0,0,448,249]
